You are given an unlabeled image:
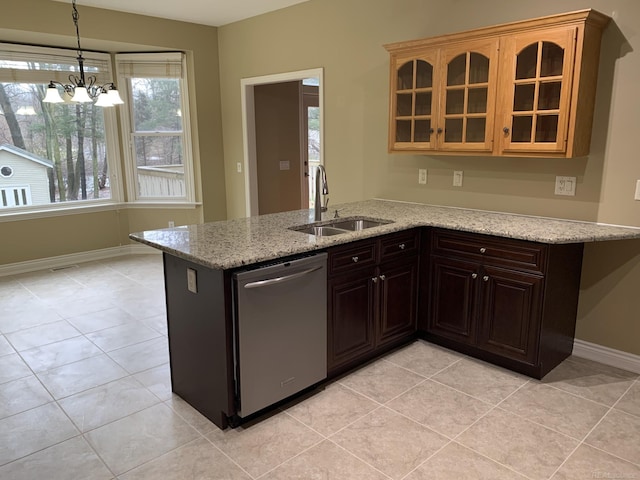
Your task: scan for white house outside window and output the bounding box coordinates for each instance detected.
[117,52,195,203]
[0,43,120,212]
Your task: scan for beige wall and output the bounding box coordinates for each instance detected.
[0,0,226,264]
[218,0,640,355]
[255,81,303,214]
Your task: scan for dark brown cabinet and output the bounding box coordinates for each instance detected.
[328,230,419,375]
[426,228,583,378]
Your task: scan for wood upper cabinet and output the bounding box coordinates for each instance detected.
[438,39,499,152]
[392,52,439,150]
[498,28,576,155]
[385,9,610,157]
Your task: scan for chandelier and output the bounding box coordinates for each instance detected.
[43,0,124,107]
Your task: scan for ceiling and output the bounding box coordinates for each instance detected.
[53,0,310,27]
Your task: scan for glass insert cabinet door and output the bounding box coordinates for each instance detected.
[438,39,498,152]
[390,51,438,150]
[500,28,576,154]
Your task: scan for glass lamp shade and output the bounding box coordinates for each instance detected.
[43,86,65,103]
[71,86,93,103]
[94,91,114,107]
[107,88,124,105]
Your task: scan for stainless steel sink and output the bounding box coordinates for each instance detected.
[330,218,392,231]
[291,225,349,237]
[290,217,393,236]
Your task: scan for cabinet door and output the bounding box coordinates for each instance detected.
[428,255,478,345]
[477,265,543,365]
[437,38,499,152]
[498,27,576,154]
[328,268,377,372]
[389,51,439,151]
[377,258,418,348]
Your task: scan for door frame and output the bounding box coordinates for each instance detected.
[241,68,324,216]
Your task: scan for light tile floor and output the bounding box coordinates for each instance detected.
[0,254,639,479]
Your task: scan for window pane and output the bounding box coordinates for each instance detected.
[130,78,182,132]
[134,136,184,197]
[0,81,111,209]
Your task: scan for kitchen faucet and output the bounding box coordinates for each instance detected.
[314,164,329,221]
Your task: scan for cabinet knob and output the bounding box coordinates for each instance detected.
[372,277,377,283]
[480,247,486,254]
[429,128,434,134]
[399,243,406,250]
[352,256,359,263]
[483,275,489,282]
[471,273,478,279]
[380,274,386,281]
[503,127,510,135]
[437,128,443,134]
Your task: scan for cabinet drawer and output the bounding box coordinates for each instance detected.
[431,229,546,273]
[329,240,377,275]
[380,229,419,262]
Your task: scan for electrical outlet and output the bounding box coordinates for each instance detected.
[236,162,242,173]
[555,176,576,196]
[168,220,175,228]
[418,169,427,184]
[187,268,198,294]
[635,180,640,201]
[453,171,463,187]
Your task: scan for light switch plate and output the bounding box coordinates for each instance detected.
[418,169,427,184]
[236,162,242,173]
[555,176,576,196]
[453,171,463,187]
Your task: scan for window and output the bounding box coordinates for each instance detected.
[0,43,120,212]
[116,53,194,202]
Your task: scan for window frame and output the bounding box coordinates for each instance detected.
[0,43,123,218]
[116,52,196,205]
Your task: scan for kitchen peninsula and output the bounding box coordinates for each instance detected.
[130,199,640,429]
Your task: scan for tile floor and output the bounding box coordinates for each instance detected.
[0,254,639,479]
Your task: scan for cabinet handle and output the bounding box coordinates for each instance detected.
[437,128,443,134]
[429,128,434,134]
[483,275,489,282]
[380,274,386,281]
[399,243,405,250]
[471,273,478,279]
[503,127,510,135]
[479,247,486,254]
[352,256,359,263]
[372,277,377,283]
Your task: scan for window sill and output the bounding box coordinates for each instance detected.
[0,201,201,222]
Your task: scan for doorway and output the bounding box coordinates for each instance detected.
[241,68,323,216]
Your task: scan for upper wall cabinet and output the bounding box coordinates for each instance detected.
[385,9,610,158]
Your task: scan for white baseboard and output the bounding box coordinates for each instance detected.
[0,244,160,277]
[573,339,640,374]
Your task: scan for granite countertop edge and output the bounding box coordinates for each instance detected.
[129,199,640,270]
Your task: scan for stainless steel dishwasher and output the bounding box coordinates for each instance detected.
[232,252,327,419]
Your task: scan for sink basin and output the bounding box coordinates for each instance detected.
[291,225,350,237]
[290,217,393,237]
[329,218,392,231]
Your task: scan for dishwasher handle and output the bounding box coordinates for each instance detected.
[243,265,323,289]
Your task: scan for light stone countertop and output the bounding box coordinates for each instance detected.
[129,199,640,270]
